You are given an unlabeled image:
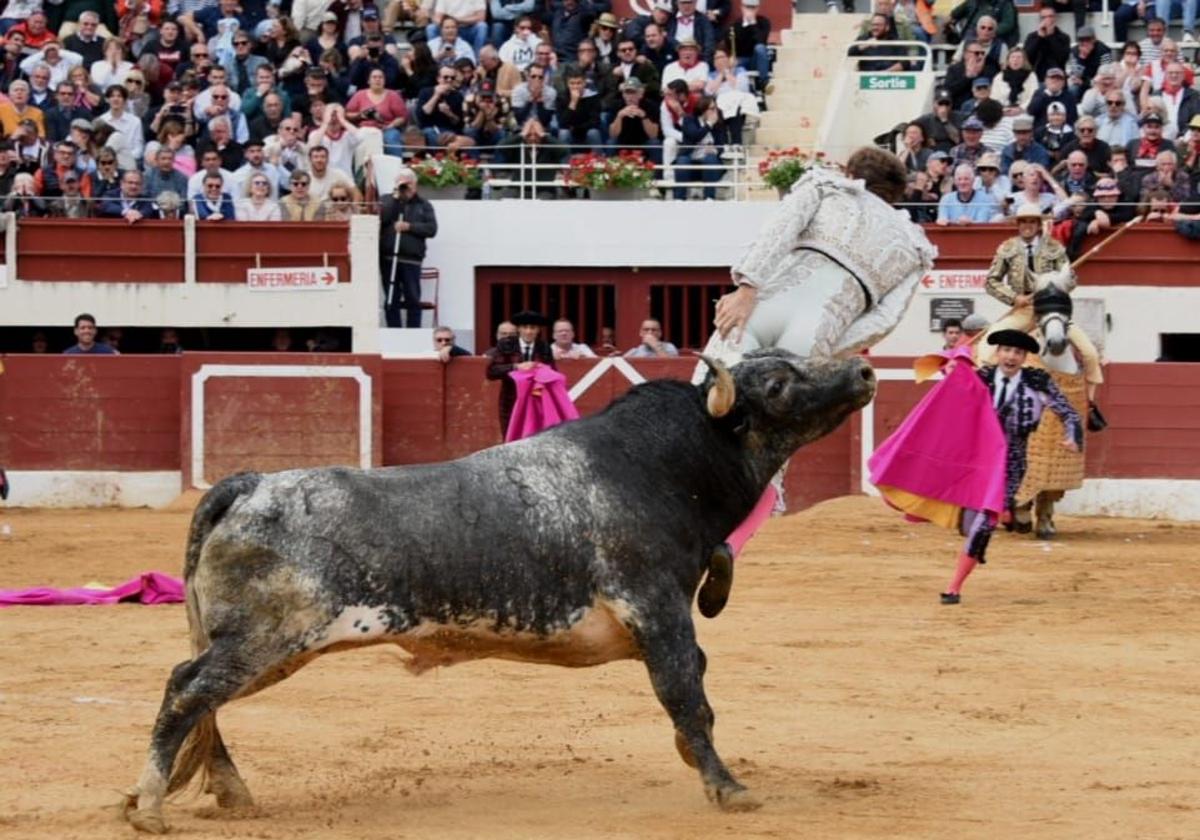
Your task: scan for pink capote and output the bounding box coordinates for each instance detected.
[868,346,1007,517]
[0,572,184,607]
[505,364,581,442]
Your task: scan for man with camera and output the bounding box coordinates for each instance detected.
[379,168,439,329]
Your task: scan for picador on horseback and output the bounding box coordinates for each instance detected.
[981,203,1105,414]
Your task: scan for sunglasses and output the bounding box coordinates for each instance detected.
[193,51,209,57]
[1107,100,1124,105]
[234,40,249,45]
[205,182,222,188]
[618,46,635,52]
[212,94,229,100]
[528,72,544,78]
[1078,128,1095,133]
[252,180,269,186]
[291,179,309,186]
[435,337,454,343]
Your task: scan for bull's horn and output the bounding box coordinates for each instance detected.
[700,355,736,417]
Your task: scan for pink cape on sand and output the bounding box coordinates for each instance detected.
[868,347,1007,519]
[0,572,184,607]
[505,364,581,442]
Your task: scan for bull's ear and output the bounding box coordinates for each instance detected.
[699,355,736,417]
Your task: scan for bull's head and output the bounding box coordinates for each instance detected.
[699,350,877,465]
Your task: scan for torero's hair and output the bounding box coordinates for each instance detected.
[846,146,907,206]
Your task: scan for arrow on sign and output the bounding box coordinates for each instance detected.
[321,272,336,286]
[920,275,934,288]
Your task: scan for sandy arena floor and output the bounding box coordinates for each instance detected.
[0,496,1197,840]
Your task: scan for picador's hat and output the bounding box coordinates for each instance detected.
[512,309,547,326]
[987,329,1040,354]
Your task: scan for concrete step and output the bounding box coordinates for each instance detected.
[753,125,819,147]
[764,90,830,112]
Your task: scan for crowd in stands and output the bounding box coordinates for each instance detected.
[876,1,1200,249]
[0,0,777,216]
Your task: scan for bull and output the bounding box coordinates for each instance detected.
[121,350,877,833]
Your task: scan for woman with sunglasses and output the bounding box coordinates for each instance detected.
[235,174,282,220]
[319,186,355,221]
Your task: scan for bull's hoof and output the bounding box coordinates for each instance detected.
[127,808,169,835]
[711,784,762,812]
[674,731,699,768]
[697,543,734,619]
[212,775,254,809]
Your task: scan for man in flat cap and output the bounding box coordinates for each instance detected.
[485,309,556,437]
[940,327,1082,604]
[983,202,1104,406]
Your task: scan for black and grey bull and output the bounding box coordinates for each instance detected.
[121,350,876,833]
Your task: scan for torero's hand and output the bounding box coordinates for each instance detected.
[714,283,757,340]
[1061,436,1079,453]
[1014,293,1034,308]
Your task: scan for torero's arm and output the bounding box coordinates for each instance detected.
[1028,369,1083,449]
[984,244,1019,305]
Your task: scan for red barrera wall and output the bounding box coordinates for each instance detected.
[2,356,1197,510]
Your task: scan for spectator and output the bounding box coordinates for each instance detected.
[89,38,134,89]
[608,77,659,153]
[859,0,916,41]
[914,89,962,152]
[224,29,268,94]
[976,98,1012,152]
[975,151,1010,206]
[668,0,715,63]
[1140,149,1191,202]
[1027,66,1077,133]
[961,75,996,120]
[897,121,930,172]
[493,320,518,345]
[550,319,596,359]
[662,37,709,94]
[1127,111,1169,166]
[625,318,679,357]
[724,0,771,92]
[235,173,282,220]
[948,0,1018,49]
[1060,116,1112,174]
[348,31,404,91]
[1078,64,1130,121]
[346,68,407,154]
[557,68,603,150]
[640,22,676,75]
[1179,115,1200,174]
[428,16,478,63]
[549,0,597,64]
[678,94,726,200]
[903,168,939,222]
[20,41,84,90]
[1022,6,1069,82]
[485,308,555,436]
[593,325,620,356]
[1001,113,1051,173]
[97,84,144,168]
[925,148,952,193]
[498,15,541,71]
[48,169,89,217]
[495,117,566,197]
[63,11,106,67]
[35,139,91,197]
[320,185,356,220]
[941,318,963,349]
[100,327,122,351]
[303,144,356,201]
[961,14,1003,70]
[418,63,471,152]
[950,114,987,167]
[937,162,999,224]
[155,191,186,219]
[26,62,53,110]
[1137,18,1166,66]
[379,167,438,329]
[1113,0,1153,43]
[98,169,160,222]
[591,11,621,63]
[64,313,119,354]
[1098,87,1141,147]
[1156,62,1200,137]
[1065,26,1112,101]
[464,79,506,150]
[279,169,321,219]
[1037,100,1074,163]
[2,172,48,217]
[1086,177,1136,232]
[92,147,122,196]
[0,80,45,137]
[1138,43,1192,109]
[511,64,556,126]
[1006,162,1064,215]
[192,172,236,220]
[428,0,488,57]
[1058,148,1097,193]
[554,37,612,108]
[943,40,990,111]
[44,81,85,143]
[233,138,283,199]
[991,45,1036,115]
[158,328,184,354]
[200,114,245,172]
[851,14,904,73]
[434,325,471,362]
[30,330,49,352]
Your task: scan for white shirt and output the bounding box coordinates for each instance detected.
[99,110,145,170]
[498,32,540,70]
[187,167,237,198]
[234,198,282,221]
[993,369,1021,408]
[19,49,83,88]
[518,339,535,360]
[233,161,285,199]
[662,60,709,88]
[426,35,476,63]
[90,59,134,89]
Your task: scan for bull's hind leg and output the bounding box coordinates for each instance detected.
[203,722,254,808]
[123,640,263,834]
[638,611,761,812]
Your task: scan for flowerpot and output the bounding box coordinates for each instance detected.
[776,186,790,199]
[588,187,647,201]
[420,185,469,200]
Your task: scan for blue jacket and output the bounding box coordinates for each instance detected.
[97,190,161,219]
[191,192,237,220]
[1000,139,1052,174]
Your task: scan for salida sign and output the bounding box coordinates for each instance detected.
[247,266,339,291]
[918,270,987,294]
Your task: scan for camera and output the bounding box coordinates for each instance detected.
[363,107,379,120]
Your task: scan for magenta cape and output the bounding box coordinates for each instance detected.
[868,356,1007,516]
[505,365,581,442]
[0,572,184,607]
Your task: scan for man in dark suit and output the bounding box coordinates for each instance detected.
[485,309,556,437]
[667,0,716,63]
[97,170,161,223]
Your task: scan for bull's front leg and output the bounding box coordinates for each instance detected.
[635,607,761,812]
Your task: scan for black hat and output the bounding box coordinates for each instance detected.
[987,329,1040,354]
[512,310,546,326]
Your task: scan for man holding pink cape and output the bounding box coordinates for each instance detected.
[870,331,1082,604]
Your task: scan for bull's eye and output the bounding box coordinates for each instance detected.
[766,379,785,399]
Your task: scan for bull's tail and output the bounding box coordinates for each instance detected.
[166,713,217,797]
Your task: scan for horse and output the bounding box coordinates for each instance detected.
[1013,267,1087,540]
